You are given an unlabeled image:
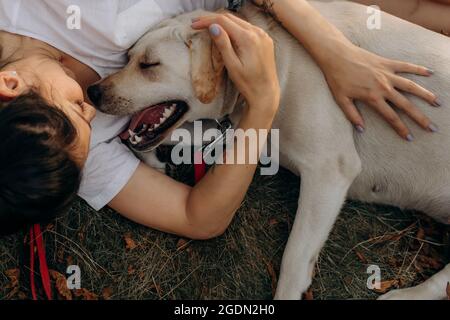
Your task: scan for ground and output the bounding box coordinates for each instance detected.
[0,158,448,300]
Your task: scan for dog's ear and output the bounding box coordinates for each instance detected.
[188,31,225,104]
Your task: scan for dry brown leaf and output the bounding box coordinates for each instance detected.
[355,251,368,264]
[373,280,398,294]
[269,218,279,226]
[74,288,98,300]
[265,261,278,298]
[102,287,113,300]
[303,289,314,300]
[176,238,189,251]
[66,255,74,266]
[127,265,136,275]
[417,255,443,270]
[416,228,425,241]
[5,269,20,289]
[50,270,72,300]
[124,232,137,250]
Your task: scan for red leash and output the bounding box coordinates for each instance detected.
[194,151,207,183]
[29,224,53,300]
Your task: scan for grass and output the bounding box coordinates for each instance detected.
[0,156,448,300]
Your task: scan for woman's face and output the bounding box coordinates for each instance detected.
[0,57,96,165]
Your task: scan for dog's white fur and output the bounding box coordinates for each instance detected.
[95,1,450,299]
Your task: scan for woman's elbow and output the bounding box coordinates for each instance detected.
[186,225,228,241]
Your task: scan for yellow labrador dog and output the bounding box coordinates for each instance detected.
[89,1,450,299]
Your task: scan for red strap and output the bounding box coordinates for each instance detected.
[194,151,206,183]
[29,224,52,300]
[34,224,52,300]
[29,227,37,300]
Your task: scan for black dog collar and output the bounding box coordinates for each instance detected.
[227,0,246,12]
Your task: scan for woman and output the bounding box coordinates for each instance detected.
[0,0,441,237]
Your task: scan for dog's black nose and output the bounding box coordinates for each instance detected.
[87,84,103,107]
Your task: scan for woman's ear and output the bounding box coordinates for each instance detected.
[0,71,23,102]
[188,31,225,104]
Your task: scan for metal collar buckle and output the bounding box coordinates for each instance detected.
[201,115,233,157]
[227,0,245,12]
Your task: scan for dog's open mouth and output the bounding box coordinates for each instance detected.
[120,100,188,151]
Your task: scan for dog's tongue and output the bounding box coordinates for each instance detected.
[120,104,167,140]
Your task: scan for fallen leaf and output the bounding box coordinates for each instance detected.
[373,280,398,294]
[417,255,443,270]
[265,261,278,298]
[50,270,72,300]
[416,228,425,241]
[56,247,65,264]
[128,265,136,275]
[74,288,98,300]
[124,233,137,250]
[355,251,368,264]
[303,289,314,300]
[5,269,20,289]
[269,218,278,226]
[102,287,113,300]
[176,238,189,251]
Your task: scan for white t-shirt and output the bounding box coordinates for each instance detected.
[0,0,227,210]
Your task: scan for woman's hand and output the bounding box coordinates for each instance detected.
[323,39,439,140]
[192,14,280,110]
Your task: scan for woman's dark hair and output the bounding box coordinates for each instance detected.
[0,93,81,235]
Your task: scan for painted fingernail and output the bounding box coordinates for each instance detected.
[355,125,365,133]
[429,123,439,133]
[406,134,414,142]
[433,98,442,107]
[427,68,435,75]
[209,24,221,37]
[191,17,201,23]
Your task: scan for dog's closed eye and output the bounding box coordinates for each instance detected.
[140,62,160,70]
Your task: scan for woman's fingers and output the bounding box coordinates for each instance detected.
[372,99,412,140]
[388,60,434,77]
[393,76,440,107]
[191,14,247,41]
[207,24,241,69]
[388,91,437,132]
[337,97,365,132]
[192,13,252,30]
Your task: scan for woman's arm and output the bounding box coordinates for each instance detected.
[195,0,439,140]
[110,16,280,240]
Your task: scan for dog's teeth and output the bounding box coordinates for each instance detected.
[154,123,160,129]
[160,117,166,123]
[135,135,143,143]
[163,109,172,118]
[128,130,135,137]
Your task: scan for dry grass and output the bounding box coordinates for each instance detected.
[0,158,448,300]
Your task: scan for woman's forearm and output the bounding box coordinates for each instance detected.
[252,0,350,68]
[185,98,278,237]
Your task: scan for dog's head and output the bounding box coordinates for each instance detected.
[88,10,239,151]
